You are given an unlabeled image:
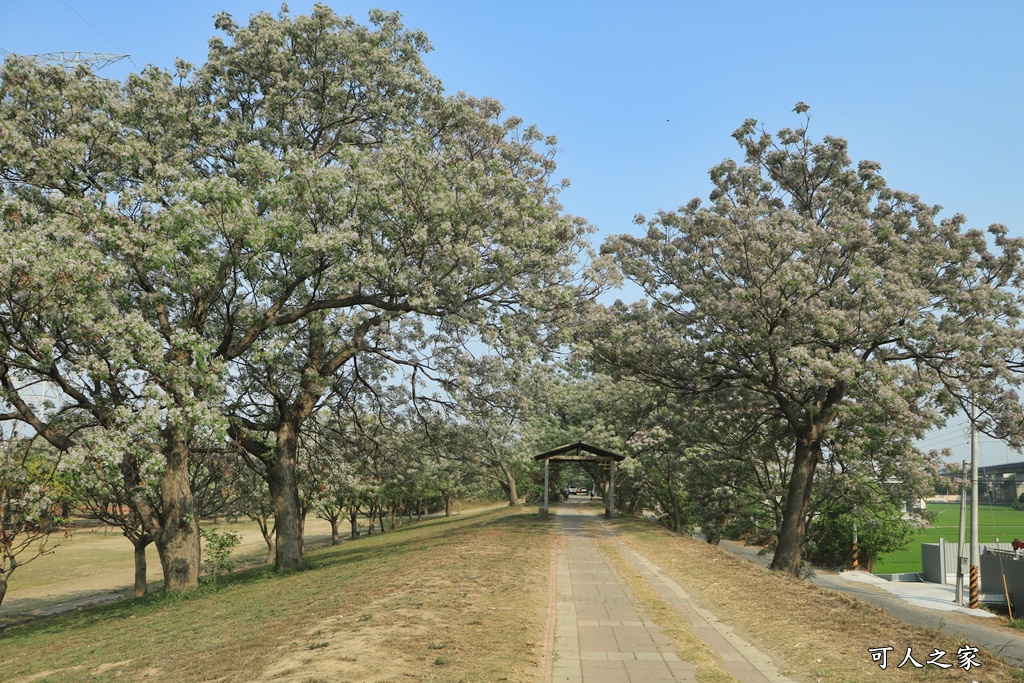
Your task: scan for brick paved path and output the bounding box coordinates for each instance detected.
[544,503,795,683]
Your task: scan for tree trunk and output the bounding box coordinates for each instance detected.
[267,419,303,571]
[498,461,519,506]
[139,435,200,593]
[133,538,150,598]
[254,517,275,564]
[770,438,821,576]
[378,507,386,533]
[349,507,360,539]
[0,573,8,609]
[445,493,453,517]
[668,486,682,532]
[330,517,340,545]
[506,476,518,506]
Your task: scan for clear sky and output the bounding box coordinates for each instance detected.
[3,0,1023,466]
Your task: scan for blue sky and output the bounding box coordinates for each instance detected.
[3,0,1023,465]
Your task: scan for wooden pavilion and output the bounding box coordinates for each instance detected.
[533,442,626,518]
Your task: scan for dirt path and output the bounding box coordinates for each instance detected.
[543,502,795,683]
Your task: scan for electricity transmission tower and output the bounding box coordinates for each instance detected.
[26,51,130,71]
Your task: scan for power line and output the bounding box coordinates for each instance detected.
[58,0,138,68]
[919,431,970,448]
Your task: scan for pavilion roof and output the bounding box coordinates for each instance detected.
[533,441,626,462]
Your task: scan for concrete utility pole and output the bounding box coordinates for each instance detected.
[851,518,859,570]
[970,404,980,609]
[956,460,967,605]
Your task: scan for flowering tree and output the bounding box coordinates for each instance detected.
[0,5,592,587]
[595,105,1024,575]
[203,5,591,569]
[64,453,155,597]
[0,433,66,608]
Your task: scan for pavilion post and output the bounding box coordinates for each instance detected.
[543,457,550,516]
[606,459,615,519]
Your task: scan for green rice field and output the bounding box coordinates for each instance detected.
[872,502,1024,575]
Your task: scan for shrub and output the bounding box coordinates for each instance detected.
[804,506,914,572]
[200,527,241,582]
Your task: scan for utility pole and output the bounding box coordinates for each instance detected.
[969,404,980,609]
[955,460,967,605]
[852,517,859,570]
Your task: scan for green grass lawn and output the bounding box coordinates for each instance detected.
[873,502,1024,574]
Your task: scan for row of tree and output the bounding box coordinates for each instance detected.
[5,5,1024,614]
[0,400,538,606]
[583,105,1024,574]
[0,5,590,606]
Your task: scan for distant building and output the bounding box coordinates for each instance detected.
[940,461,1024,504]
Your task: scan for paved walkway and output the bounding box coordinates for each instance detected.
[544,503,795,683]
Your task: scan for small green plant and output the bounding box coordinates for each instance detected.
[433,655,451,666]
[200,527,241,583]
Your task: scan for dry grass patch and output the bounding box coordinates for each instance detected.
[607,515,1023,682]
[0,506,552,683]
[256,524,551,683]
[0,517,347,619]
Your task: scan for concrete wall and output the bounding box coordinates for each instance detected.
[921,542,945,584]
[980,552,1024,611]
[921,541,1014,585]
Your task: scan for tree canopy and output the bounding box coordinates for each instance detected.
[0,4,593,590]
[593,105,1024,574]
[3,3,1024,605]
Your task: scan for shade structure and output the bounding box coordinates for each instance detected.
[534,442,625,518]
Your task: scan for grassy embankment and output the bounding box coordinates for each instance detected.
[4,503,1024,682]
[0,505,551,683]
[0,518,334,617]
[0,504,499,618]
[605,512,1024,683]
[874,502,1024,574]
